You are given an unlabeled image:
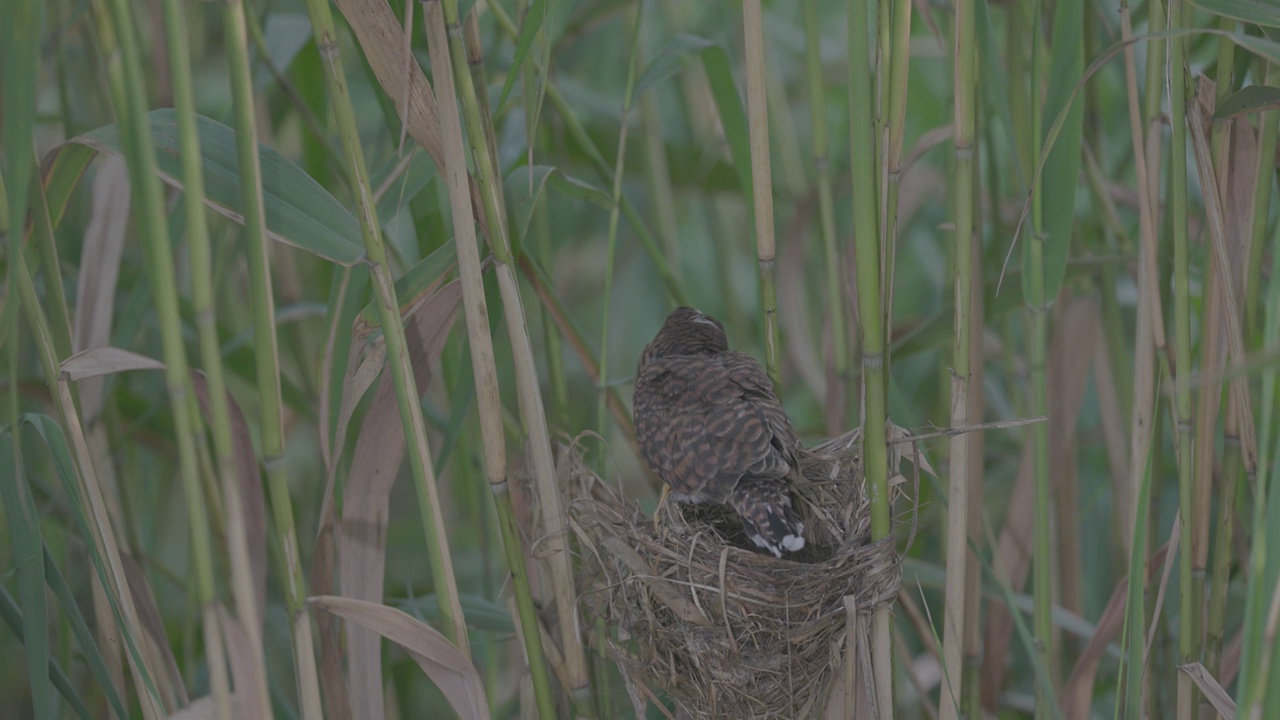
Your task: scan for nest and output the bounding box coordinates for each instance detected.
[566,430,905,719]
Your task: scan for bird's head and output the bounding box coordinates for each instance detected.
[640,307,729,366]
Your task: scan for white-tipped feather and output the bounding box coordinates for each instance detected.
[749,533,783,558]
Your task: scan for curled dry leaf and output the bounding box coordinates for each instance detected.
[309,595,490,720]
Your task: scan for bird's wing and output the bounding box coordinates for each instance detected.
[634,352,797,502]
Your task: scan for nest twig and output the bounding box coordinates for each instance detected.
[565,429,904,719]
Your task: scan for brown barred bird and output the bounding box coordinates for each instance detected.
[632,307,805,558]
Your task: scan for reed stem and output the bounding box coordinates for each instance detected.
[301,0,470,677]
[428,0,590,710]
[171,0,273,716]
[744,0,781,388]
[940,0,976,714]
[848,0,894,714]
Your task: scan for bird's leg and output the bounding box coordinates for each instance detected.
[652,483,671,533]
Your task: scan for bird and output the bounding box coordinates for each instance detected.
[632,306,806,558]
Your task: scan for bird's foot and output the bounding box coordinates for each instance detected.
[652,484,671,534]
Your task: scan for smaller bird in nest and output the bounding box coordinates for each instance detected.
[632,306,805,558]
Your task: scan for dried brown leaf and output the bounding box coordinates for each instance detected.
[122,554,188,711]
[1178,662,1237,720]
[309,595,490,720]
[332,0,443,166]
[74,156,131,420]
[1060,544,1169,720]
[61,346,166,381]
[339,280,462,719]
[1092,335,1130,545]
[777,201,825,401]
[311,270,458,720]
[981,296,1098,709]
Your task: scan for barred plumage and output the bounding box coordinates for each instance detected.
[633,307,805,558]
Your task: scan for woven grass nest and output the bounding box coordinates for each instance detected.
[566,428,908,719]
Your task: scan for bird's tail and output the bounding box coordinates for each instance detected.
[729,480,805,558]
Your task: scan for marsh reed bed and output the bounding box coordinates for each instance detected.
[3,0,1280,718]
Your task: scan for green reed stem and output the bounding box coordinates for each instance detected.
[1027,0,1054,708]
[301,0,470,677]
[444,0,592,702]
[225,3,327,716]
[744,0,781,388]
[97,0,230,717]
[428,0,588,711]
[1240,218,1280,718]
[178,1,274,717]
[940,0,976,715]
[1167,2,1197,718]
[1204,15,1238,684]
[849,0,893,714]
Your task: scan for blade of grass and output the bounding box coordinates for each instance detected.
[1,0,36,232]
[497,0,547,114]
[1039,0,1084,301]
[0,581,96,720]
[2,5,44,712]
[0,429,53,719]
[1117,379,1158,720]
[1246,61,1280,338]
[18,358,165,717]
[40,543,130,719]
[71,110,364,266]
